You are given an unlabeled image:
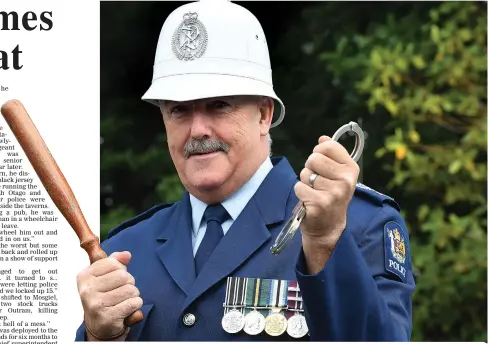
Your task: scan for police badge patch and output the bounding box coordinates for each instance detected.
[172,12,208,61]
[384,221,408,283]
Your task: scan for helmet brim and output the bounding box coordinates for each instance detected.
[141,73,285,128]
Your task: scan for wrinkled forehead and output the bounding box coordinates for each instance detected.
[159,95,262,108]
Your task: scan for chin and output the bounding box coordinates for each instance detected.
[190,173,227,191]
[185,162,230,191]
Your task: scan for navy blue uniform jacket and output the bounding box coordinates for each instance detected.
[75,156,415,341]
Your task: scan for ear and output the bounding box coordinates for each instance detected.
[258,97,274,136]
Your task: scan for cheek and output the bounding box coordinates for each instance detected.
[227,114,257,145]
[226,127,248,153]
[165,132,185,162]
[168,141,178,156]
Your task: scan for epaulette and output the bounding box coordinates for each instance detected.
[107,202,175,239]
[354,182,400,211]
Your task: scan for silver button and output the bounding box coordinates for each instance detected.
[183,313,196,326]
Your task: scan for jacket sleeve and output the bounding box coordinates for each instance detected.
[75,303,154,341]
[74,323,88,341]
[295,202,415,341]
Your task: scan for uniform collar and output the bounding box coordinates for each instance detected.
[189,157,273,237]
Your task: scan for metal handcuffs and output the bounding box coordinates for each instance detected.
[270,121,365,255]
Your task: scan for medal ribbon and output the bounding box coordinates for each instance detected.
[224,277,232,315]
[224,277,248,314]
[267,279,288,316]
[286,280,303,318]
[225,278,297,317]
[244,277,264,316]
[258,278,270,317]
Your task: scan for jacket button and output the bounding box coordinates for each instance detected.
[183,313,196,327]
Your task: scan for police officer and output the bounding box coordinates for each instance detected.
[75,0,415,341]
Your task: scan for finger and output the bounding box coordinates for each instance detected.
[313,140,351,164]
[87,252,130,277]
[294,179,350,211]
[95,269,136,292]
[101,284,140,307]
[299,168,325,190]
[110,251,132,266]
[304,153,345,181]
[318,135,331,144]
[110,296,144,321]
[294,181,324,204]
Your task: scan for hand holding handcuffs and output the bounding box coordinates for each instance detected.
[270,121,365,255]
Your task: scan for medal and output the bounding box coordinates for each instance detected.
[244,310,266,335]
[221,277,246,334]
[286,280,308,338]
[243,278,266,335]
[264,311,287,336]
[264,280,288,336]
[287,313,308,338]
[222,308,245,333]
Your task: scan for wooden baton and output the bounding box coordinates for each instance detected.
[0,99,143,327]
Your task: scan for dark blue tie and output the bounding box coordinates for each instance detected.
[195,204,230,276]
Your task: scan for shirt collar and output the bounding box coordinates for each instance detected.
[189,157,273,236]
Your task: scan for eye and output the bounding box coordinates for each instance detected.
[210,100,231,110]
[168,105,189,116]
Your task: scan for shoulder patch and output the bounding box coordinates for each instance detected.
[355,182,399,210]
[107,203,175,239]
[384,221,408,283]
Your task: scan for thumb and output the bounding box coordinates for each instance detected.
[318,135,331,144]
[109,251,132,266]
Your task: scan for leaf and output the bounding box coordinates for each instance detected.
[337,36,348,53]
[418,204,430,221]
[448,160,462,174]
[371,49,383,68]
[442,100,454,112]
[431,25,441,43]
[395,57,408,71]
[409,130,420,143]
[459,28,472,41]
[385,99,399,115]
[412,55,426,69]
[375,147,387,158]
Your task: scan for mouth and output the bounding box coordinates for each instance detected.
[188,150,223,159]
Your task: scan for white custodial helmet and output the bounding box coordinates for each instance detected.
[141,0,285,128]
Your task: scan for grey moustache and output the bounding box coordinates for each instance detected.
[184,139,229,158]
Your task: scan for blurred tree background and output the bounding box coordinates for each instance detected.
[100,1,487,341]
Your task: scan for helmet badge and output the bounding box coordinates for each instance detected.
[172,12,208,61]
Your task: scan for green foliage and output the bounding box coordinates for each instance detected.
[315,1,487,341]
[101,205,136,239]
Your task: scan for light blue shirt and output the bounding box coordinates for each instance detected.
[189,157,273,256]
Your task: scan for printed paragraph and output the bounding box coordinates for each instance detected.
[0,125,59,343]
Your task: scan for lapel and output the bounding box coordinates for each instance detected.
[181,156,298,311]
[155,192,196,295]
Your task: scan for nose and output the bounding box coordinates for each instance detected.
[190,109,212,140]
